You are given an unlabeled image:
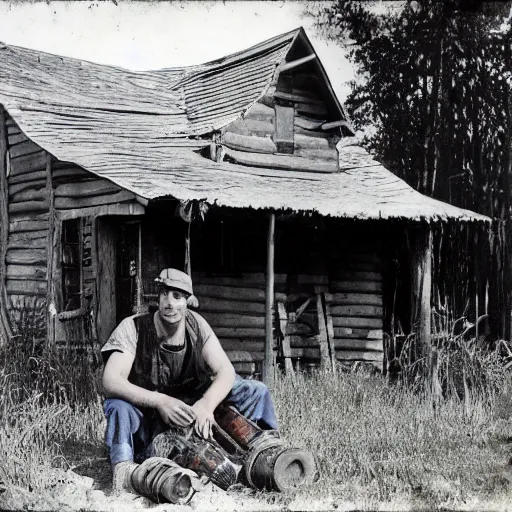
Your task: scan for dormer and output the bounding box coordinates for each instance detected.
[217,28,354,174]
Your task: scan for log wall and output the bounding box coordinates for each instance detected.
[5,115,50,333]
[3,115,142,346]
[220,67,344,173]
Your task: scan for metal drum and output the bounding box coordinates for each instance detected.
[244,435,317,492]
[152,427,239,491]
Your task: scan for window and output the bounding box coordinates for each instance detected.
[60,217,93,312]
[61,218,82,311]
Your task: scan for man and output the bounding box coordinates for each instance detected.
[101,268,278,494]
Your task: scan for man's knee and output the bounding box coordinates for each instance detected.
[247,379,271,398]
[104,398,142,424]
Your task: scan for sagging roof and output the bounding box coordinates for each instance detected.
[0,30,489,223]
[69,144,489,222]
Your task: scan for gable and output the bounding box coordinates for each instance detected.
[218,30,353,174]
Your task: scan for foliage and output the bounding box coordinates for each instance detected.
[311,0,512,337]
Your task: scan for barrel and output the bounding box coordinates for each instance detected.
[244,438,317,492]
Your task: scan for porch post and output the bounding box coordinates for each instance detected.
[263,212,275,386]
[418,226,432,352]
[0,108,12,343]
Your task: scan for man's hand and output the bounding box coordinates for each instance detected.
[155,393,195,427]
[191,399,215,439]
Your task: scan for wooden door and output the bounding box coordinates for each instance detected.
[116,219,141,323]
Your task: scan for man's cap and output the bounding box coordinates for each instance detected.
[154,268,193,296]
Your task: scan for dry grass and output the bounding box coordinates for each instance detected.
[2,313,512,510]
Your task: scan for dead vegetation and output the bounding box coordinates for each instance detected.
[2,305,512,511]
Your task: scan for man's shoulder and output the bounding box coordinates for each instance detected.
[187,310,212,328]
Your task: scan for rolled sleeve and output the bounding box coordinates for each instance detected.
[101,316,138,361]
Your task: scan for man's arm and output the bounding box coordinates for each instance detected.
[192,331,236,438]
[102,350,195,427]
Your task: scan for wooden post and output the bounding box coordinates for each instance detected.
[0,108,12,343]
[46,153,55,349]
[277,301,294,379]
[316,291,330,370]
[419,226,433,353]
[474,227,479,342]
[324,297,336,372]
[263,212,275,386]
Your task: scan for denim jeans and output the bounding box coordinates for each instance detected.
[104,375,278,466]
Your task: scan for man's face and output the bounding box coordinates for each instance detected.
[158,287,187,325]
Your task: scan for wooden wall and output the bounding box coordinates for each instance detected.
[4,115,50,333]
[220,66,344,173]
[138,209,384,375]
[2,114,142,348]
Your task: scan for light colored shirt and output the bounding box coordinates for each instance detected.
[101,310,214,358]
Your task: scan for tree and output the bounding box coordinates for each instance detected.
[312,0,512,338]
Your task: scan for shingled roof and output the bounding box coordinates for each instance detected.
[0,29,489,223]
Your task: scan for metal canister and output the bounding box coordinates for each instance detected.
[244,434,317,492]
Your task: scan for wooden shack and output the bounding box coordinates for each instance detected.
[0,29,489,378]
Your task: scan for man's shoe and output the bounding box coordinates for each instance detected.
[112,461,139,495]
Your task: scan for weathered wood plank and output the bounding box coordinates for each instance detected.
[325,292,382,306]
[200,312,265,328]
[55,202,145,220]
[336,350,384,362]
[10,186,47,203]
[332,317,382,338]
[54,190,136,209]
[334,327,383,340]
[9,179,47,197]
[96,218,117,344]
[7,131,29,146]
[226,118,274,138]
[54,180,121,198]
[335,338,383,351]
[212,327,266,339]
[7,233,47,250]
[6,264,47,280]
[226,350,264,363]
[274,90,324,105]
[52,167,90,179]
[6,278,47,295]
[9,219,49,233]
[219,340,265,352]
[222,131,277,154]
[198,297,266,315]
[330,305,383,317]
[9,151,47,176]
[330,281,383,293]
[316,293,331,370]
[224,147,338,173]
[193,272,287,287]
[46,153,55,348]
[289,346,383,362]
[8,170,47,185]
[0,108,13,342]
[8,200,49,213]
[295,148,338,160]
[295,102,328,117]
[9,140,42,159]
[6,248,47,265]
[294,134,331,150]
[246,102,274,121]
[194,284,286,303]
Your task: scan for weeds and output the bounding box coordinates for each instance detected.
[2,302,512,510]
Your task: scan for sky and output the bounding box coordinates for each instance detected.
[0,0,355,102]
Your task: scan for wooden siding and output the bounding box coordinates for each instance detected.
[5,116,50,320]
